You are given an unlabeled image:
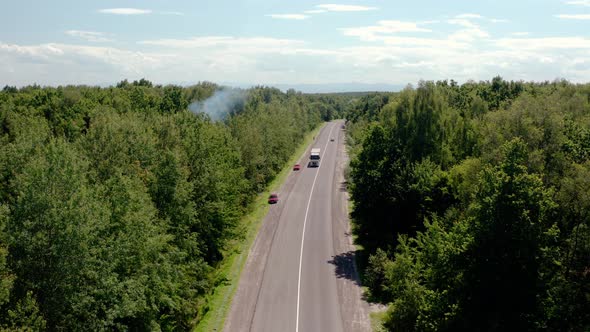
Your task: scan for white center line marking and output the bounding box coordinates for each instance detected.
[295,123,336,332]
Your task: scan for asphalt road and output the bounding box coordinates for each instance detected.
[224,120,370,332]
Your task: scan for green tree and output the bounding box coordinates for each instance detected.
[383,139,560,331]
[0,204,14,308]
[160,85,188,114]
[5,291,47,331]
[90,174,181,330]
[7,139,106,329]
[459,139,558,330]
[0,80,358,329]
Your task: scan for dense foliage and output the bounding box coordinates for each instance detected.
[347,78,590,331]
[0,80,338,330]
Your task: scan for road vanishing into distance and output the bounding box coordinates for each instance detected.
[224,120,370,332]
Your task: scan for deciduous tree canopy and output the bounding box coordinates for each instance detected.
[347,78,590,331]
[0,80,341,330]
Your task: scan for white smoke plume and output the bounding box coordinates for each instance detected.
[189,88,246,121]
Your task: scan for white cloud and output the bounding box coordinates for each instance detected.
[2,18,590,88]
[393,61,435,68]
[266,14,309,20]
[565,0,590,6]
[0,37,585,87]
[490,18,509,23]
[495,37,590,50]
[555,14,590,19]
[316,4,377,12]
[456,13,483,19]
[0,42,167,86]
[98,8,152,15]
[0,42,162,68]
[447,18,479,28]
[65,30,113,43]
[304,9,327,14]
[454,13,507,23]
[332,18,590,83]
[449,28,490,42]
[1,43,64,59]
[341,20,432,42]
[445,18,490,41]
[340,25,469,50]
[139,36,306,53]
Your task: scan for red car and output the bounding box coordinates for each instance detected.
[293,164,301,171]
[268,193,279,204]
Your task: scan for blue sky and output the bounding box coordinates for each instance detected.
[1,0,589,89]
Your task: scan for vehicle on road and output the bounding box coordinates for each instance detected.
[308,160,320,168]
[330,138,334,142]
[293,164,301,171]
[268,193,279,204]
[310,148,321,160]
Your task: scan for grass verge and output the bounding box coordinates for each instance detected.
[370,310,388,332]
[193,124,323,332]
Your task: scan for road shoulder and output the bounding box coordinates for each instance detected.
[331,121,372,332]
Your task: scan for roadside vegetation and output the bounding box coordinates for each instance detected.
[346,77,590,331]
[194,124,322,332]
[0,81,346,330]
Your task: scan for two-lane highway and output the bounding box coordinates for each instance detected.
[224,121,369,332]
[296,122,342,332]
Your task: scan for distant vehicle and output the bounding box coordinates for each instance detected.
[308,160,320,168]
[268,193,279,204]
[293,164,301,171]
[310,148,321,160]
[330,138,334,142]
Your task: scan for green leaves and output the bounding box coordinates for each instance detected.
[0,82,328,329]
[160,85,188,114]
[229,87,322,193]
[347,79,590,331]
[461,139,557,330]
[377,139,557,331]
[349,89,456,253]
[0,205,14,308]
[7,139,106,329]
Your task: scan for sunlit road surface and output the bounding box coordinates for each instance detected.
[224,120,370,332]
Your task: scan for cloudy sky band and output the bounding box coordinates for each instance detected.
[1,1,589,87]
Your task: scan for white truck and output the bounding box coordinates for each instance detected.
[310,148,321,160]
[309,148,321,167]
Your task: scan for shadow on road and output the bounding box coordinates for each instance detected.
[327,251,361,286]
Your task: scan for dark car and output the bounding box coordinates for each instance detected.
[308,160,320,168]
[268,193,279,204]
[293,164,301,171]
[330,138,335,142]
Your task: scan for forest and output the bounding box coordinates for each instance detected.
[346,77,590,331]
[0,80,344,330]
[2,76,588,331]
